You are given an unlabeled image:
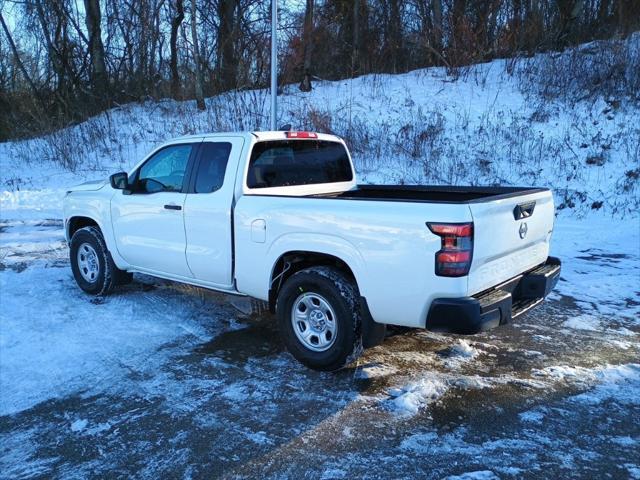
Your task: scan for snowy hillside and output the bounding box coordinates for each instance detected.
[1,37,639,220]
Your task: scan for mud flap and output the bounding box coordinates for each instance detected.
[360,297,386,348]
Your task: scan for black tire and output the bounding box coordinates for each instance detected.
[276,266,363,371]
[70,226,125,295]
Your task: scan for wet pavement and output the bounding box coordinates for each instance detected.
[0,219,639,479]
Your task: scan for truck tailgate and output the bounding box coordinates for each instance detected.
[467,190,555,295]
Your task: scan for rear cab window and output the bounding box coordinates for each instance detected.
[246,140,353,189]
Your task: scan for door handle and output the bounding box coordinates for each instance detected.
[164,204,182,211]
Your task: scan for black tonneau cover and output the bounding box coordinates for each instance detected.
[325,185,548,204]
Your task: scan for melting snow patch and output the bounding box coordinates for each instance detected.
[245,431,272,445]
[625,464,640,479]
[450,375,493,390]
[533,334,552,341]
[519,409,545,425]
[532,365,597,384]
[387,371,550,417]
[442,340,481,369]
[70,419,88,432]
[444,471,500,480]
[85,422,112,435]
[570,363,640,406]
[451,340,477,357]
[563,314,636,337]
[563,314,602,332]
[607,339,633,349]
[321,468,347,480]
[388,376,448,415]
[220,383,249,401]
[611,436,637,447]
[399,432,439,452]
[354,362,398,379]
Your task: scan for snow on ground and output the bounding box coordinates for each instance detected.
[550,214,640,322]
[0,260,230,416]
[1,40,639,477]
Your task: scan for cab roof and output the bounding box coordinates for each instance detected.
[173,131,343,143]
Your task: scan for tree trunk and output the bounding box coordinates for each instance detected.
[512,0,522,50]
[387,0,403,72]
[451,0,467,47]
[617,0,638,36]
[83,0,108,100]
[598,0,610,21]
[432,0,443,52]
[34,0,65,92]
[217,0,237,91]
[352,0,362,75]
[170,0,185,99]
[190,0,205,110]
[556,0,582,44]
[299,0,314,92]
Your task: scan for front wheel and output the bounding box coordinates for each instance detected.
[276,266,363,371]
[70,226,125,295]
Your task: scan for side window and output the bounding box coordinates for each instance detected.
[194,142,232,193]
[136,144,192,193]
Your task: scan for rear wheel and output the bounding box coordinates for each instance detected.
[70,226,127,295]
[276,266,363,371]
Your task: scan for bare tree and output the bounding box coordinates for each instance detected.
[170,0,185,99]
[378,0,405,73]
[190,0,205,110]
[299,0,314,92]
[84,0,108,101]
[217,0,237,91]
[432,0,443,52]
[0,12,45,108]
[352,0,361,75]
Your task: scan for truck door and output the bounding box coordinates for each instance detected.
[183,137,245,287]
[110,141,198,278]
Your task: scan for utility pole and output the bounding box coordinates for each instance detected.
[270,0,277,130]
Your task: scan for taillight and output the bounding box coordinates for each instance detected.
[427,222,474,277]
[285,131,318,139]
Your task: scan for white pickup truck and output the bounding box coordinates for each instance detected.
[63,131,560,370]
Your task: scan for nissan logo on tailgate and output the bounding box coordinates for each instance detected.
[519,222,528,239]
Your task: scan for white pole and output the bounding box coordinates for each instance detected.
[270,0,278,131]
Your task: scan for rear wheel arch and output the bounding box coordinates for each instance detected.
[268,251,358,313]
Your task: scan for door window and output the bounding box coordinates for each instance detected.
[136,144,192,193]
[194,142,232,193]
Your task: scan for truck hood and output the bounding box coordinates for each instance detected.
[67,179,108,192]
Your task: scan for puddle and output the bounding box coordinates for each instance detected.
[194,315,283,363]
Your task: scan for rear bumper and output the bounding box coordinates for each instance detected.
[425,256,561,334]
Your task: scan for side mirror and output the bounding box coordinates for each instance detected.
[110,172,128,190]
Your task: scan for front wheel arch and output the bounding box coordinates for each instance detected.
[67,216,99,241]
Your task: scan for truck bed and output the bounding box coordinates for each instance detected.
[321,185,548,203]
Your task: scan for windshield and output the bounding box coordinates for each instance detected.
[247,140,353,189]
